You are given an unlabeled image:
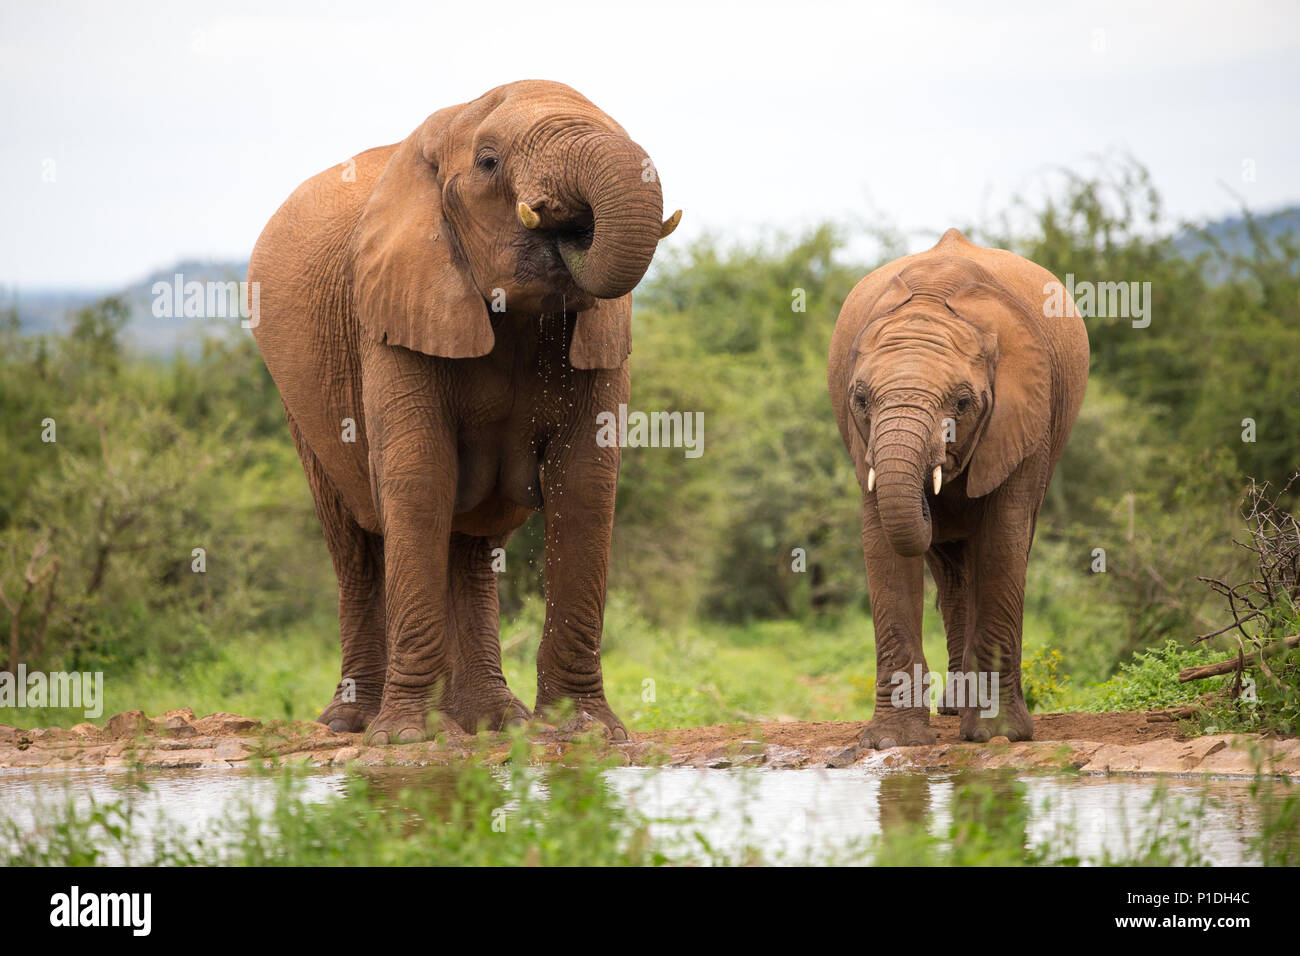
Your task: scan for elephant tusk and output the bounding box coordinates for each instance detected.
[932,466,942,495]
[659,209,682,239]
[867,467,876,493]
[517,201,542,230]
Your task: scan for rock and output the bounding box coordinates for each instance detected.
[161,715,199,738]
[331,746,361,764]
[0,709,1295,776]
[1177,736,1227,769]
[1199,736,1268,776]
[214,738,252,762]
[106,710,149,738]
[154,751,212,769]
[827,745,861,769]
[193,713,261,736]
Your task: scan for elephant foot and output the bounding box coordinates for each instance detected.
[318,696,380,734]
[534,696,629,742]
[363,703,464,746]
[859,708,936,749]
[959,695,1033,743]
[445,688,531,735]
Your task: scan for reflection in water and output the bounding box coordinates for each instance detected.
[877,772,932,830]
[0,764,1285,866]
[874,772,934,864]
[607,769,1272,865]
[947,770,1031,863]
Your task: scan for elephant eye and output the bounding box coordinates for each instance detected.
[955,396,972,414]
[477,154,499,172]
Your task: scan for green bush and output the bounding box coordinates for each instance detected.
[1079,640,1220,712]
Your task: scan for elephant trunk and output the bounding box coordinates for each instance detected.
[871,406,935,557]
[557,131,663,300]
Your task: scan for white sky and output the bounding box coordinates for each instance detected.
[2,0,1298,289]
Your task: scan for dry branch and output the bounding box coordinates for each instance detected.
[1178,635,1300,682]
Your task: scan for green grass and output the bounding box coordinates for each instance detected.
[0,590,1268,734]
[504,593,949,729]
[0,612,341,729]
[2,593,956,731]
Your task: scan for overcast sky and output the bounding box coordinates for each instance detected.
[2,0,1298,289]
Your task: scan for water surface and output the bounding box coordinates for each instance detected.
[0,765,1274,865]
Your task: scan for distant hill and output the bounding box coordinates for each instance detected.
[1172,205,1300,279]
[4,259,251,356]
[6,204,1299,356]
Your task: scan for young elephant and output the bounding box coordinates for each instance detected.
[249,80,680,744]
[828,229,1088,746]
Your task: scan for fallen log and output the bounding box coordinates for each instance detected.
[1147,705,1202,722]
[1178,635,1300,682]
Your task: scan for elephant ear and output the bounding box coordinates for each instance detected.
[349,134,493,358]
[866,273,914,325]
[947,282,1051,498]
[850,272,914,360]
[570,295,631,369]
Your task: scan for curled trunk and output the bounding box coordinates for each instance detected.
[557,131,664,299]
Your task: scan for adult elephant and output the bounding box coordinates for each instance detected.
[828,229,1088,747]
[248,80,680,744]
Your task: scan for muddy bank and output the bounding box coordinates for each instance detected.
[1,709,1296,778]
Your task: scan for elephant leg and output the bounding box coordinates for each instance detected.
[285,408,386,732]
[925,541,970,717]
[860,492,935,749]
[533,406,626,740]
[360,346,461,745]
[959,489,1037,743]
[366,460,459,744]
[439,533,531,733]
